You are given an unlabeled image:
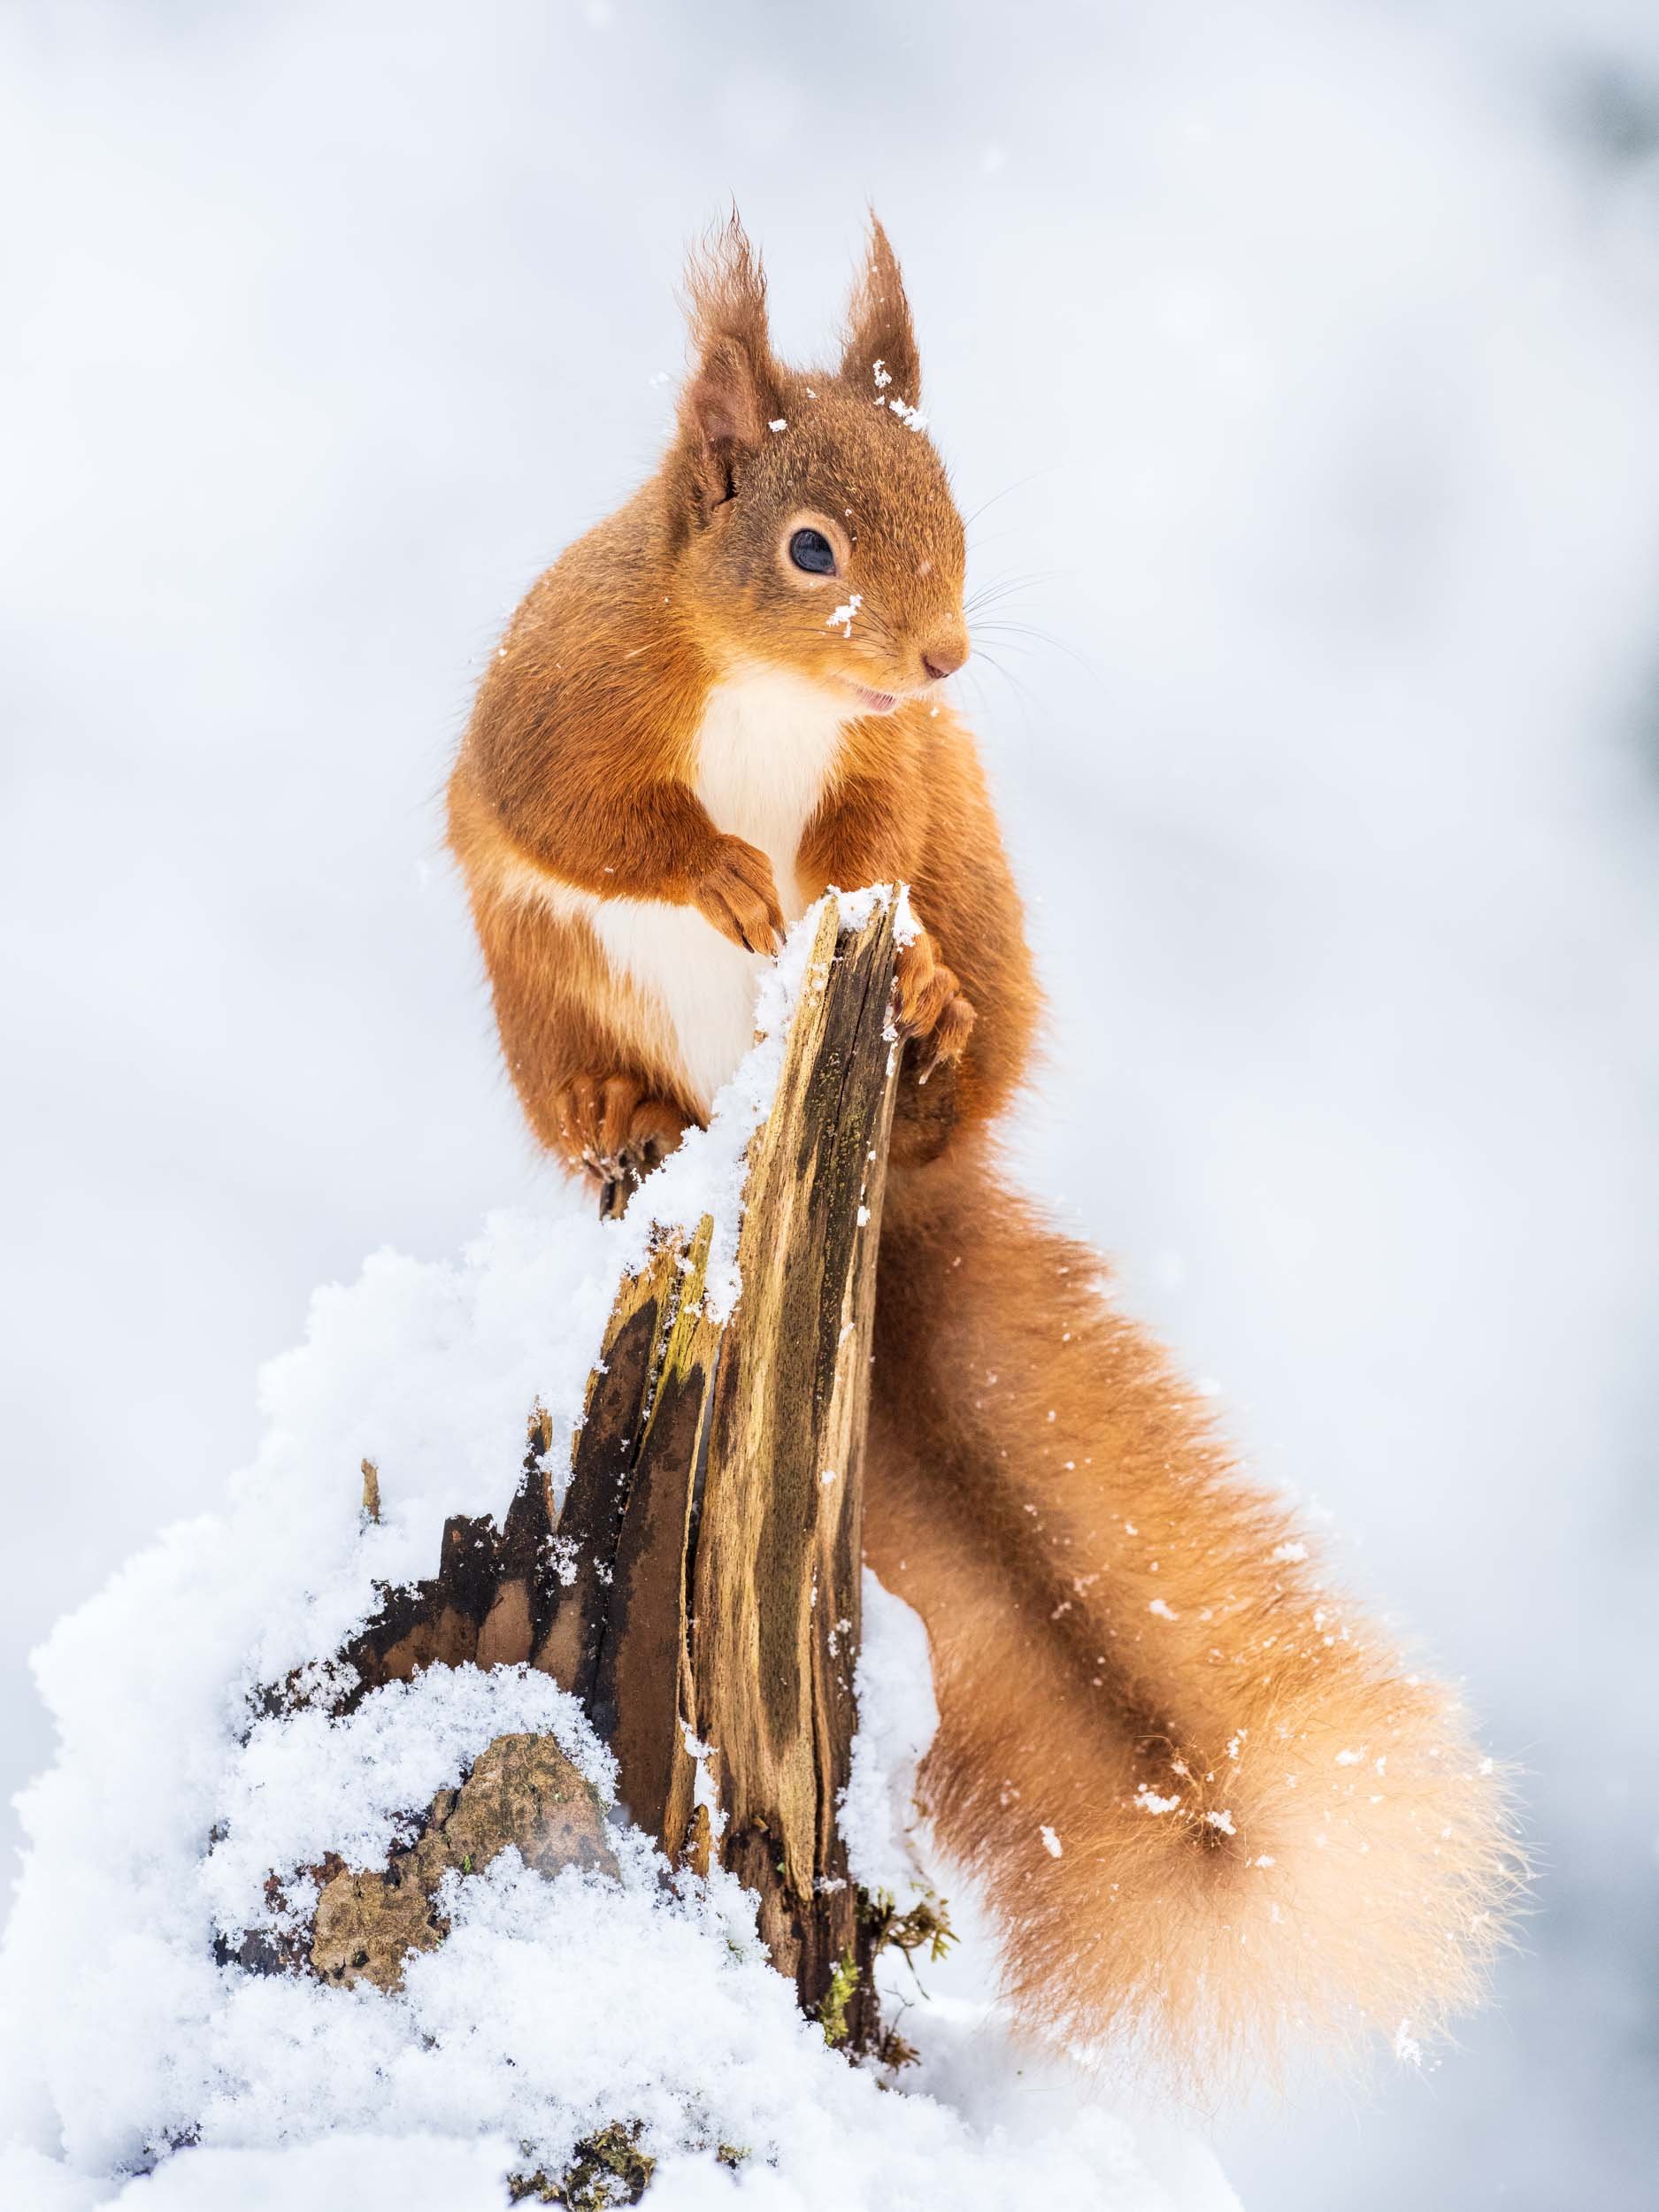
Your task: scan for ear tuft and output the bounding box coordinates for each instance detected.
[678,211,781,505]
[841,212,921,403]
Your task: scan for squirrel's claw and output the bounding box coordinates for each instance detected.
[916,989,976,1083]
[554,1074,690,1194]
[894,930,976,1080]
[694,834,786,956]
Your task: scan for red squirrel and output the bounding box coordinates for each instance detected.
[449,217,1514,2080]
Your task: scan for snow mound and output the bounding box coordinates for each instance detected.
[0,899,1239,2211]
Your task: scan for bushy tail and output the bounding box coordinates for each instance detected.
[865,1138,1518,2085]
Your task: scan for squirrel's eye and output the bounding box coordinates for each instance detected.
[788,527,837,576]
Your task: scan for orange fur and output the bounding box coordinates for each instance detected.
[448,213,1517,2078]
[873,1141,1514,2082]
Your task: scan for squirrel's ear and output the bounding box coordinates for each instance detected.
[678,213,781,508]
[841,214,920,401]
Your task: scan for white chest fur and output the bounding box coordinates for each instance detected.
[583,665,850,1113]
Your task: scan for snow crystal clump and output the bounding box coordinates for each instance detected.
[199,1663,611,1942]
[840,1573,941,1905]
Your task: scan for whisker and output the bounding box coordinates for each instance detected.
[964,524,1042,559]
[961,464,1064,533]
[964,569,1067,618]
[969,618,1098,679]
[962,644,1045,734]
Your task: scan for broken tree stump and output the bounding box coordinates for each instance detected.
[292,895,903,2045]
[556,892,902,2036]
[678,898,902,2031]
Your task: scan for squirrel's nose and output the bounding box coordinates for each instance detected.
[920,635,969,682]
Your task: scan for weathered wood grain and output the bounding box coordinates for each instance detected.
[682,898,900,2031]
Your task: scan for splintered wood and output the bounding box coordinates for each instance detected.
[555,895,902,2032]
[306,898,902,2039]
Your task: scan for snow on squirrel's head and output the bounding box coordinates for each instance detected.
[667,211,970,716]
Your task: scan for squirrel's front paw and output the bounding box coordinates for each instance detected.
[894,932,976,1082]
[553,1074,689,1190]
[692,834,785,956]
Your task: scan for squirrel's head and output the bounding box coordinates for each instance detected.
[668,214,968,714]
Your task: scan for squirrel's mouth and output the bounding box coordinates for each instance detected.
[837,680,902,718]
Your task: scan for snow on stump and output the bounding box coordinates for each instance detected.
[310,1734,618,1992]
[247,897,902,2047]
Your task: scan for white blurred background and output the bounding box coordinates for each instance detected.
[4,2,1657,2202]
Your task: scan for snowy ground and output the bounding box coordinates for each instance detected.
[0,941,1240,2208]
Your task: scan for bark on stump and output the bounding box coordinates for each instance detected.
[318,896,902,2044]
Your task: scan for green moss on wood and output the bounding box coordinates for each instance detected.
[508,2122,655,2207]
[860,1886,956,1972]
[817,1947,860,2047]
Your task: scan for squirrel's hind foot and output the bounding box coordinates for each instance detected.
[553,1073,691,1210]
